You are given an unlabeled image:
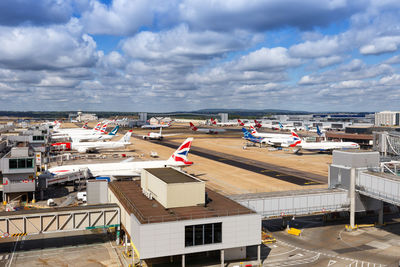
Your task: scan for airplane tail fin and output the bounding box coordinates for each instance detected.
[167,138,194,165]
[289,131,302,147]
[254,120,262,128]
[109,125,119,135]
[237,119,244,126]
[100,124,108,133]
[316,125,323,136]
[242,128,255,139]
[250,125,258,135]
[279,122,283,129]
[93,122,102,131]
[82,122,89,129]
[211,118,216,125]
[119,130,132,142]
[189,122,198,131]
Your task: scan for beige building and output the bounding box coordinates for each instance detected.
[375,111,400,126]
[141,168,205,209]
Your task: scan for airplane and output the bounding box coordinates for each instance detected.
[142,128,179,140]
[210,118,237,126]
[249,125,291,139]
[141,122,172,129]
[51,125,118,141]
[51,130,132,153]
[52,121,106,136]
[48,138,194,177]
[70,126,120,142]
[189,122,226,134]
[242,128,298,148]
[290,131,360,153]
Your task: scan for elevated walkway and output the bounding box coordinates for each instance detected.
[0,204,120,236]
[357,171,400,206]
[38,168,91,189]
[229,188,349,218]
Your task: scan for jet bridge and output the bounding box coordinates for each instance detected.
[229,188,349,218]
[0,204,120,236]
[38,168,92,189]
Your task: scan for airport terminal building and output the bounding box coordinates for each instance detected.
[108,168,261,266]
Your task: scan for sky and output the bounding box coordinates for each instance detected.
[0,0,400,112]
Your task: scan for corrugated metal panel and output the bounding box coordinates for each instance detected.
[232,189,349,218]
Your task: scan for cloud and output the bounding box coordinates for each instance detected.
[81,0,158,35]
[289,36,341,58]
[0,0,76,26]
[315,56,343,68]
[0,19,99,70]
[360,36,400,55]
[235,47,301,71]
[179,0,366,32]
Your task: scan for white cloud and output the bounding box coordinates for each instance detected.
[235,47,301,71]
[360,36,400,55]
[0,19,99,70]
[81,0,157,35]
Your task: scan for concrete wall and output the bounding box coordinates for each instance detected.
[332,151,379,169]
[108,189,132,235]
[87,180,108,204]
[131,213,261,260]
[166,182,205,208]
[141,169,205,209]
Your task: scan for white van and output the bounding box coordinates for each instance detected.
[77,192,87,202]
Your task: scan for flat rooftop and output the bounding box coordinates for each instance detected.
[109,181,254,224]
[145,168,200,184]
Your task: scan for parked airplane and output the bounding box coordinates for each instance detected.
[291,131,359,153]
[210,118,237,126]
[249,126,291,139]
[52,130,132,153]
[52,121,106,136]
[242,128,297,147]
[142,128,179,140]
[190,122,226,134]
[70,126,120,142]
[141,122,171,129]
[49,138,194,177]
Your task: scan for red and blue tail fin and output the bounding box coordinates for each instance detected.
[289,131,302,147]
[167,138,194,165]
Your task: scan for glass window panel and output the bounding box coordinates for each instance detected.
[213,223,222,243]
[194,225,203,246]
[17,159,26,168]
[204,224,213,244]
[9,159,18,169]
[27,158,34,168]
[185,226,194,247]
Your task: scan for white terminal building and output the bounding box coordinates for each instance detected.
[108,167,261,266]
[374,111,400,126]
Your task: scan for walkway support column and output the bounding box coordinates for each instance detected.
[257,244,261,265]
[182,254,185,267]
[116,226,120,245]
[378,200,384,225]
[350,168,356,230]
[220,249,224,267]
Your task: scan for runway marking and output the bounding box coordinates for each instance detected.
[0,255,10,261]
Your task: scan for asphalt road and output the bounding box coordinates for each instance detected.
[149,139,326,186]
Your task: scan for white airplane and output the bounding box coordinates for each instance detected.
[210,118,238,126]
[142,128,179,140]
[51,130,132,153]
[49,138,194,177]
[242,128,297,147]
[249,126,291,139]
[141,122,171,129]
[291,131,360,153]
[189,122,226,134]
[52,121,107,136]
[52,125,119,142]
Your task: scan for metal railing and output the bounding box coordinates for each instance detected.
[109,182,253,224]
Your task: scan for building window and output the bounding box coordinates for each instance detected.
[9,158,34,169]
[33,136,45,141]
[185,222,222,247]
